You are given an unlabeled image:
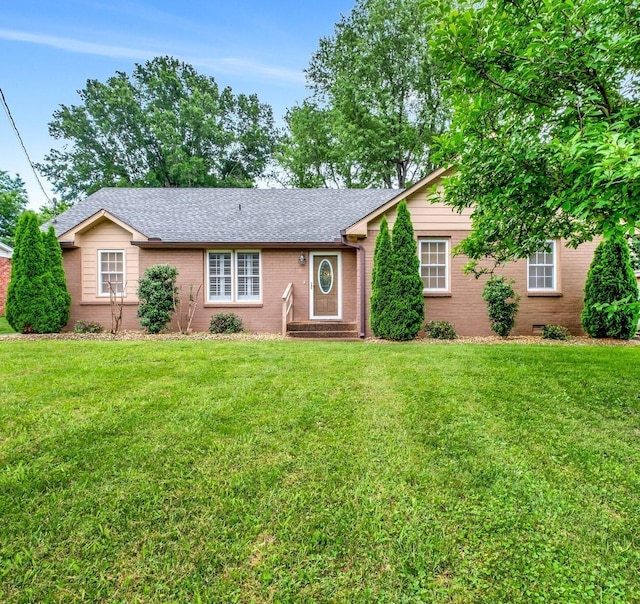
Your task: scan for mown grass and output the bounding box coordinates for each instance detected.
[1,339,639,602]
[0,316,14,334]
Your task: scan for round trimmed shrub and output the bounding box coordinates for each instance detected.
[209,313,243,334]
[541,324,571,340]
[425,320,457,340]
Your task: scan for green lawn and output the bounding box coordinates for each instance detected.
[0,316,14,334]
[1,340,639,602]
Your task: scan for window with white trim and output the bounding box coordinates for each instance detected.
[528,240,556,290]
[99,250,125,295]
[207,250,261,302]
[419,239,449,291]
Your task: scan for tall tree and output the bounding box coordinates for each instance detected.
[5,212,57,333]
[0,171,28,246]
[40,56,278,203]
[433,0,640,263]
[42,225,71,331]
[370,216,393,337]
[277,0,450,189]
[386,201,425,340]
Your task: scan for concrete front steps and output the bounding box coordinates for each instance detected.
[286,321,360,340]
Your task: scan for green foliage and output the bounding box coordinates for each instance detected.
[433,0,640,262]
[581,235,639,339]
[209,312,244,334]
[385,202,425,340]
[73,320,104,334]
[629,236,640,271]
[277,0,450,188]
[541,324,571,341]
[425,320,457,340]
[369,217,393,338]
[40,56,278,204]
[137,264,178,334]
[42,226,71,331]
[0,170,28,246]
[5,212,61,333]
[482,275,520,338]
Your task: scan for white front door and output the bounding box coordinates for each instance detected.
[310,252,342,320]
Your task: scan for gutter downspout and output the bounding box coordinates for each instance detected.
[341,231,367,338]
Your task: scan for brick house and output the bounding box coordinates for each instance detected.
[0,242,13,316]
[49,166,598,336]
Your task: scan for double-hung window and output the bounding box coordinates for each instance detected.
[99,250,125,295]
[419,239,449,292]
[207,250,261,303]
[528,240,556,291]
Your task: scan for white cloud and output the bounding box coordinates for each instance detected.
[0,28,305,85]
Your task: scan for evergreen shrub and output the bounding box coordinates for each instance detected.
[482,275,519,338]
[209,313,243,334]
[74,320,104,334]
[541,324,571,340]
[425,320,457,340]
[137,264,178,334]
[370,216,393,338]
[581,235,639,339]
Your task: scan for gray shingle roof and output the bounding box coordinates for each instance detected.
[52,187,401,244]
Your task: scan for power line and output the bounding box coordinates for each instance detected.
[0,85,52,204]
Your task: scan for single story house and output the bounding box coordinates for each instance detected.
[50,166,598,337]
[0,242,13,316]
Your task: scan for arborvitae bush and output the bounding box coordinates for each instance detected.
[5,212,58,333]
[370,216,393,338]
[581,234,639,339]
[482,275,520,337]
[42,226,71,331]
[384,201,425,340]
[209,313,243,334]
[137,264,178,334]
[425,320,457,340]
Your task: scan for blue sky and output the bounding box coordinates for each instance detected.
[1,0,356,209]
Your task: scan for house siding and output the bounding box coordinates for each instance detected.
[63,241,357,333]
[361,227,597,337]
[0,257,11,315]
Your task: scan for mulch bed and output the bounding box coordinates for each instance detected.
[0,331,638,345]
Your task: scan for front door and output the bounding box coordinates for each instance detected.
[310,252,341,319]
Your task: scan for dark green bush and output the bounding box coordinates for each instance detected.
[482,275,520,338]
[137,264,178,334]
[209,313,244,334]
[370,216,393,338]
[74,320,104,334]
[541,324,571,340]
[384,201,425,341]
[42,225,71,331]
[425,320,457,340]
[581,234,639,339]
[6,212,60,333]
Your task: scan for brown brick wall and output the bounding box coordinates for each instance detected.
[0,257,11,315]
[361,229,598,336]
[63,246,357,333]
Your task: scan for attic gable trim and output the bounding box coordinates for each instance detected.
[344,165,455,236]
[57,209,149,242]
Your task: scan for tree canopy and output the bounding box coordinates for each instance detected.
[0,171,28,247]
[433,0,640,263]
[277,0,450,189]
[40,56,278,203]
